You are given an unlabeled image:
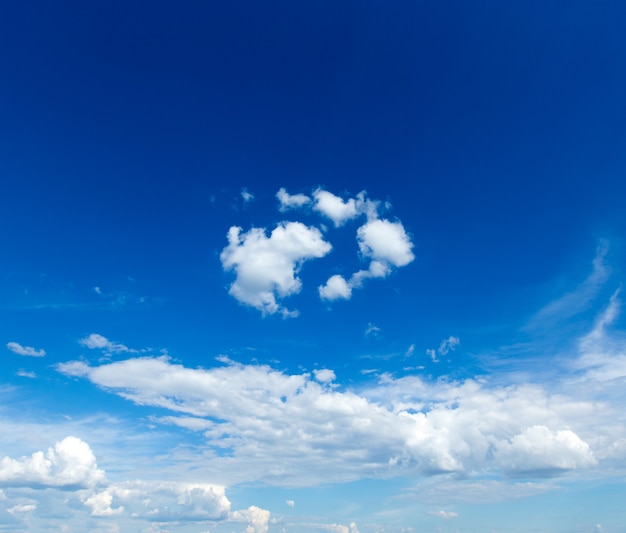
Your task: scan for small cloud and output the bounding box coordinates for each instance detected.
[93,286,102,295]
[428,510,458,520]
[426,336,460,363]
[312,189,360,227]
[319,274,352,301]
[313,369,336,383]
[241,188,255,204]
[6,341,46,357]
[365,323,382,338]
[438,336,460,356]
[276,188,311,211]
[405,344,415,357]
[17,370,36,378]
[286,499,295,508]
[79,334,134,354]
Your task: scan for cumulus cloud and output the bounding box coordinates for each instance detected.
[319,219,414,301]
[277,188,312,211]
[56,356,600,486]
[220,222,332,316]
[6,342,46,357]
[286,499,295,508]
[85,480,231,522]
[80,334,134,354]
[312,189,360,227]
[0,436,106,489]
[230,505,271,533]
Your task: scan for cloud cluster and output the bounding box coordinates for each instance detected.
[56,350,602,486]
[6,342,46,357]
[0,436,105,489]
[223,188,414,315]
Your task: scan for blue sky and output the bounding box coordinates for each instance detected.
[1,1,626,532]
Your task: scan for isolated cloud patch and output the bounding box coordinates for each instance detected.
[277,188,312,211]
[80,333,136,354]
[0,436,106,489]
[220,222,332,316]
[6,342,46,357]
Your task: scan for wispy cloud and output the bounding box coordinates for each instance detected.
[6,342,46,357]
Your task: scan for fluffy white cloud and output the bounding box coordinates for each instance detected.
[80,334,134,354]
[277,188,312,211]
[357,219,414,267]
[56,356,601,486]
[230,505,271,533]
[313,369,336,383]
[85,480,231,522]
[319,219,414,301]
[220,222,332,316]
[6,342,45,357]
[0,436,106,489]
[312,189,360,227]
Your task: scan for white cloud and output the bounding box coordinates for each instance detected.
[56,356,602,486]
[312,189,360,227]
[313,369,336,383]
[0,436,106,489]
[220,222,332,316]
[230,505,270,533]
[365,323,382,338]
[6,342,46,357]
[7,503,37,515]
[494,425,596,475]
[286,499,295,508]
[319,274,352,301]
[85,480,231,522]
[17,370,36,378]
[426,336,460,363]
[277,188,311,211]
[241,188,255,204]
[405,344,415,357]
[319,219,414,301]
[428,510,457,519]
[357,219,414,268]
[80,333,134,354]
[438,336,460,356]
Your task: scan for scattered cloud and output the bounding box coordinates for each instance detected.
[365,323,382,338]
[277,188,312,211]
[230,505,271,533]
[405,344,415,357]
[312,189,361,227]
[241,188,255,205]
[319,274,352,301]
[428,510,457,520]
[426,336,460,363]
[0,436,106,489]
[79,333,135,354]
[313,368,336,383]
[286,499,295,508]
[220,222,332,316]
[16,370,36,378]
[6,342,46,357]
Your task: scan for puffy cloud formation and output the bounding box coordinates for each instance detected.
[85,480,231,522]
[6,342,45,357]
[277,187,312,211]
[220,222,332,316]
[56,356,600,486]
[230,505,271,533]
[0,436,106,489]
[319,219,414,301]
[223,188,414,311]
